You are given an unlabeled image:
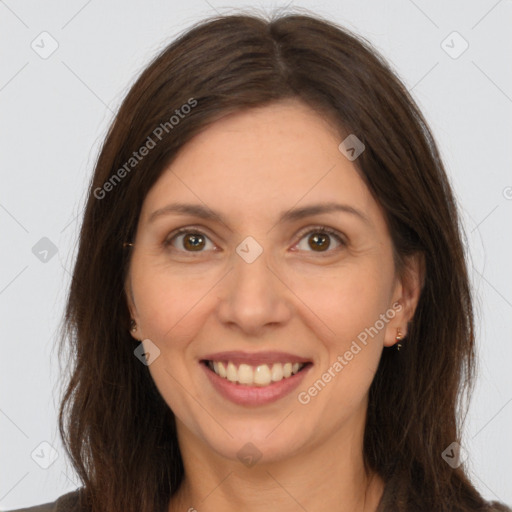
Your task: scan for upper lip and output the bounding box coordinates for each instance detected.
[200,351,312,366]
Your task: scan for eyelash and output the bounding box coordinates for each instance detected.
[163,225,346,256]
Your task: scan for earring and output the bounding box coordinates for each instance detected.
[123,242,134,248]
[130,319,137,332]
[395,328,404,351]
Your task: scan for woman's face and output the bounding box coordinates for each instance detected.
[126,99,420,465]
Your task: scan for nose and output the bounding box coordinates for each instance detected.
[215,241,293,337]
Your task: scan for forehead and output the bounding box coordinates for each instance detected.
[140,100,385,231]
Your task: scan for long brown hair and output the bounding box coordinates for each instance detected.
[58,9,502,512]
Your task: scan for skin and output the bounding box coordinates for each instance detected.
[125,99,424,512]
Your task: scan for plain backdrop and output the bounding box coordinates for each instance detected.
[1,0,511,509]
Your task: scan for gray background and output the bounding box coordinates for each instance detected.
[1,0,511,508]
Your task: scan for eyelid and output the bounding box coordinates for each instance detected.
[163,224,346,254]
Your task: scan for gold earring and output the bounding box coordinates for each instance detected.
[395,328,404,351]
[130,319,137,332]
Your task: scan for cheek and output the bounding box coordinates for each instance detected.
[324,267,392,390]
[289,259,393,340]
[131,260,214,342]
[289,260,392,405]
[130,265,212,414]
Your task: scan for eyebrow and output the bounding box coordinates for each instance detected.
[148,201,371,228]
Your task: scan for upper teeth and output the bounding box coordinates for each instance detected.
[208,361,305,386]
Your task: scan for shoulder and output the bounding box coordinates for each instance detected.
[3,489,82,512]
[488,501,512,512]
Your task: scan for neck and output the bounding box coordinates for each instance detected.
[167,421,385,512]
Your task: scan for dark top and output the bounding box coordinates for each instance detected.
[5,487,512,511]
[3,490,79,512]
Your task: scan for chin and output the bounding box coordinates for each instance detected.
[194,420,311,467]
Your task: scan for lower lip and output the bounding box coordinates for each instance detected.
[201,362,312,406]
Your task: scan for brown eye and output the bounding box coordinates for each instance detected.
[165,229,215,253]
[294,227,345,254]
[308,232,331,251]
[182,233,206,251]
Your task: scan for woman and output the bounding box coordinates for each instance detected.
[8,10,511,512]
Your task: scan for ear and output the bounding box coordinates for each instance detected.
[384,251,425,347]
[124,276,140,341]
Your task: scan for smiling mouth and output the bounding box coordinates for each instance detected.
[201,360,312,387]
